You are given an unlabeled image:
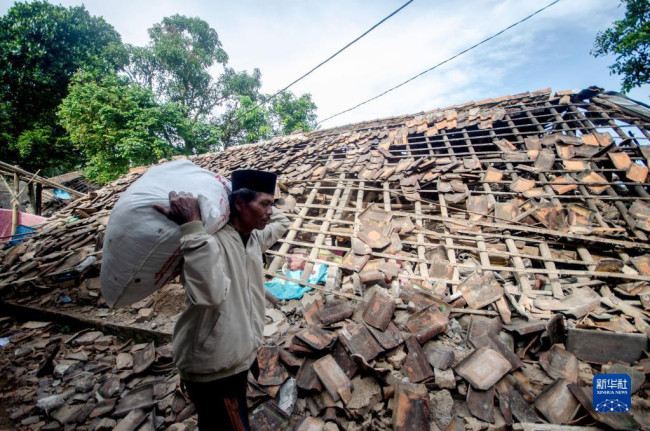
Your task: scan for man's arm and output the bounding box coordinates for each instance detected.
[257,207,290,252]
[154,192,230,308]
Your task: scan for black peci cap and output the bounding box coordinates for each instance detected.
[231,169,277,195]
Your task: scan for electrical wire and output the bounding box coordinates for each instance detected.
[245,0,414,114]
[318,0,561,125]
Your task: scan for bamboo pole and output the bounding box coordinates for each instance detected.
[11,173,19,235]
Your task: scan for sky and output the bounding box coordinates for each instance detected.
[1,0,649,129]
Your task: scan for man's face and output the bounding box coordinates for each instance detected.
[236,192,274,232]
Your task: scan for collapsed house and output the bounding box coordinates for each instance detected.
[0,163,91,249]
[0,88,649,430]
[40,171,100,216]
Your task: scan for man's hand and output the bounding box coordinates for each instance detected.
[153,191,202,225]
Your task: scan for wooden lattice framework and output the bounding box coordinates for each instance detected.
[188,89,650,315]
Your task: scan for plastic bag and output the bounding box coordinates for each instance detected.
[264,264,328,300]
[100,160,231,308]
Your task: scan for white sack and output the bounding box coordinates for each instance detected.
[100,160,231,308]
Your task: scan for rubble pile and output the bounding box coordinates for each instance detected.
[1,88,649,429]
[1,283,649,430]
[0,318,196,430]
[252,282,650,430]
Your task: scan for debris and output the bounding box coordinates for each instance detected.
[2,88,650,430]
[403,336,433,383]
[455,347,511,390]
[277,377,298,415]
[434,367,456,389]
[114,408,147,431]
[296,358,323,392]
[136,307,154,322]
[346,376,382,417]
[603,363,646,394]
[406,306,448,344]
[534,287,600,319]
[362,290,395,331]
[318,303,353,325]
[422,341,454,370]
[313,354,353,405]
[36,394,65,415]
[459,272,504,310]
[468,316,523,371]
[533,379,579,424]
[132,342,155,374]
[257,346,288,387]
[428,389,454,430]
[295,417,325,431]
[467,386,495,423]
[392,382,430,431]
[113,383,156,417]
[339,323,382,362]
[568,383,640,430]
[366,321,403,350]
[249,401,290,431]
[566,328,648,364]
[538,344,578,381]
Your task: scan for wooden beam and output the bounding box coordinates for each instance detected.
[35,183,42,216]
[0,160,84,198]
[12,173,19,235]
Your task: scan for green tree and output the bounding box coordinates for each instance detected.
[0,1,125,174]
[126,15,228,116]
[221,92,318,147]
[270,92,318,135]
[58,72,177,184]
[128,15,318,150]
[232,95,272,144]
[125,15,233,154]
[593,0,650,92]
[217,68,265,147]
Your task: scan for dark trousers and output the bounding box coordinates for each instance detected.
[182,371,250,431]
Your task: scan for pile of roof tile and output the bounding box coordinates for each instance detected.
[1,88,649,429]
[253,281,649,430]
[0,317,195,430]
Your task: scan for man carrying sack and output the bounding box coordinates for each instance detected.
[154,169,290,430]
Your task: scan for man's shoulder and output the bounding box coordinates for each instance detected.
[214,224,239,242]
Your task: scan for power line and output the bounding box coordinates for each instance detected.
[267,0,414,103]
[318,0,561,125]
[245,0,414,114]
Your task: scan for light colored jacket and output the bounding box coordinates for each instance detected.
[172,207,290,382]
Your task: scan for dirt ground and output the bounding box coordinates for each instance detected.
[95,283,187,335]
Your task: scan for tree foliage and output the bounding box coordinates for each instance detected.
[126,15,228,120]
[58,72,177,184]
[1,4,318,184]
[270,92,318,135]
[593,0,650,92]
[219,92,318,147]
[0,1,125,174]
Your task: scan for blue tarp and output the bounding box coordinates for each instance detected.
[53,189,71,199]
[265,263,328,300]
[5,225,35,248]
